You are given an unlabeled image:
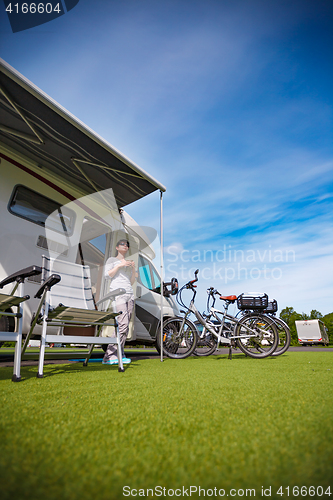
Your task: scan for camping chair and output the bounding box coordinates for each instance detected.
[23,256,126,378]
[0,265,42,381]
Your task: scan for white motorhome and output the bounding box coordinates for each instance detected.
[295,319,329,346]
[0,59,179,349]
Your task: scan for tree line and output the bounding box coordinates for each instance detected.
[280,307,333,345]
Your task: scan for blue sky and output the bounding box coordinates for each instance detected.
[1,0,332,314]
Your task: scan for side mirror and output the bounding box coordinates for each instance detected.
[162,277,179,297]
[170,277,178,295]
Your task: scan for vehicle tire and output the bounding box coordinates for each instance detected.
[193,326,218,356]
[234,314,278,359]
[269,317,291,356]
[157,317,198,359]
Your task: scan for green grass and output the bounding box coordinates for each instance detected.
[0,352,332,500]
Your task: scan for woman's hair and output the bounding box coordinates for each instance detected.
[115,239,130,255]
[116,239,130,247]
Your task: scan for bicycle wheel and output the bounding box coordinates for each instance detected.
[158,317,198,359]
[234,314,278,358]
[193,324,218,356]
[269,317,291,356]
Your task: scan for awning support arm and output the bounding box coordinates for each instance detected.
[0,83,44,144]
[71,159,126,220]
[71,158,101,194]
[0,125,42,144]
[72,158,146,180]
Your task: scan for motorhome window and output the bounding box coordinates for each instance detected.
[90,235,107,254]
[8,185,74,234]
[138,255,154,290]
[76,218,109,266]
[77,234,107,267]
[151,266,161,290]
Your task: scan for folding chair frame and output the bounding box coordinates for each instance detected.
[0,266,42,381]
[23,271,127,378]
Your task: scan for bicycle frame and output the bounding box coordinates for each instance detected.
[187,286,275,347]
[175,274,229,343]
[189,300,231,345]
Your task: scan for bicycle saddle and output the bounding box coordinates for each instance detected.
[219,295,237,302]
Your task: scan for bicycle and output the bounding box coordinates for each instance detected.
[157,273,199,359]
[160,270,279,359]
[192,283,279,359]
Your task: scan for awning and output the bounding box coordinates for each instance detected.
[0,58,166,208]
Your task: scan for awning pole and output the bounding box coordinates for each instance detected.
[160,190,164,362]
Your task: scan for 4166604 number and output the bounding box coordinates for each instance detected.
[277,486,331,497]
[5,3,62,14]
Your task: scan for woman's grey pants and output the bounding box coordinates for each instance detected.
[103,293,134,361]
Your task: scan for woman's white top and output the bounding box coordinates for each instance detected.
[104,257,134,296]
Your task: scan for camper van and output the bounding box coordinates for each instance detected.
[295,319,329,346]
[0,59,179,350]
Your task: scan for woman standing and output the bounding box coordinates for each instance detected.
[102,239,135,365]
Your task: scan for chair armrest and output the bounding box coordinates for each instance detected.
[34,274,61,299]
[0,265,42,288]
[95,288,126,307]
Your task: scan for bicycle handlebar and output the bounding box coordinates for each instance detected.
[176,270,200,310]
[186,269,199,288]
